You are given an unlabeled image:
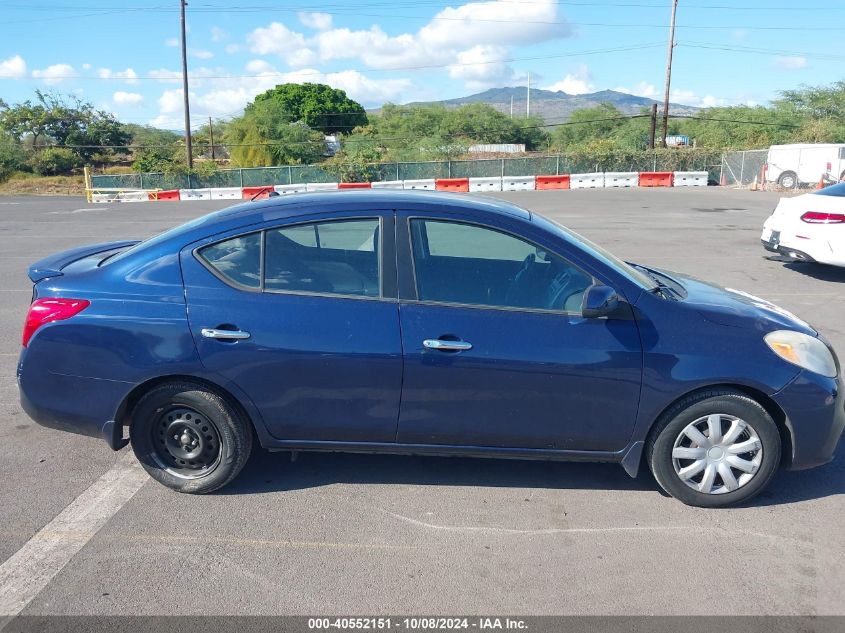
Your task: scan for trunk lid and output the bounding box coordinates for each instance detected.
[28,240,140,283]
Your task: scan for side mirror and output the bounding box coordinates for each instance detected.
[581,284,619,318]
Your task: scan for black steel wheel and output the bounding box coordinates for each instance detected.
[130,381,253,494]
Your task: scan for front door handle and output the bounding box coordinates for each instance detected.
[423,339,472,351]
[201,328,251,340]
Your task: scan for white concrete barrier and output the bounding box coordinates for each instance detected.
[179,189,212,201]
[674,171,708,187]
[403,179,436,190]
[469,177,503,193]
[91,193,113,204]
[570,173,605,189]
[274,184,307,195]
[502,176,535,192]
[371,180,404,189]
[209,187,242,200]
[305,182,339,192]
[604,172,638,188]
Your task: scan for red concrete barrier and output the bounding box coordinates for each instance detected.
[435,178,470,192]
[535,175,570,190]
[338,182,372,189]
[638,172,673,187]
[150,189,181,201]
[241,186,275,200]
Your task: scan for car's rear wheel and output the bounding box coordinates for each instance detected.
[777,171,798,189]
[130,381,252,494]
[646,390,781,508]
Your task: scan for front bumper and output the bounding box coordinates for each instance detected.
[773,370,845,470]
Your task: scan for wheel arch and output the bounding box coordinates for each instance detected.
[113,374,262,446]
[643,383,793,467]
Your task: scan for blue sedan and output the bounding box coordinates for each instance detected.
[17,190,844,507]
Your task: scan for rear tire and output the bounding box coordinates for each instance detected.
[130,381,252,494]
[646,390,781,508]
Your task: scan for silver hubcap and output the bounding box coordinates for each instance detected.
[672,414,763,495]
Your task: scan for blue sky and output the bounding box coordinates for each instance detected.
[0,0,839,130]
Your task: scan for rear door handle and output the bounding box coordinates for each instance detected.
[423,339,472,351]
[201,328,251,340]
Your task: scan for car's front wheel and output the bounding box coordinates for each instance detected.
[647,390,781,507]
[130,381,253,494]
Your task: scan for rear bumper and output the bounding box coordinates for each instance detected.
[774,370,845,470]
[18,355,132,449]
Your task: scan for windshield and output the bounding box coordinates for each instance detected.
[533,215,659,291]
[814,182,845,197]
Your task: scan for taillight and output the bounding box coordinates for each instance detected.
[22,298,90,347]
[801,211,845,224]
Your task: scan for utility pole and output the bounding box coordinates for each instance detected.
[526,73,531,118]
[661,0,678,148]
[648,103,658,149]
[208,116,215,160]
[180,0,193,168]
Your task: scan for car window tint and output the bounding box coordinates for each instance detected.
[814,181,845,197]
[264,219,380,297]
[411,219,592,312]
[197,232,261,289]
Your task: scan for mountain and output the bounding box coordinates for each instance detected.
[371,86,698,122]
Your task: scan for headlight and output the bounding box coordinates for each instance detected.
[764,330,837,378]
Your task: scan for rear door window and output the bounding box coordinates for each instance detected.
[264,219,381,297]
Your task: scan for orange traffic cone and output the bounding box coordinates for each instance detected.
[750,175,758,191]
[817,175,825,189]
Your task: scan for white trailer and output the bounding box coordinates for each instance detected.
[766,143,845,188]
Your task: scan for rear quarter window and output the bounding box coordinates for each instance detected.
[197,232,261,289]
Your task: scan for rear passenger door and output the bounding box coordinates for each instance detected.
[181,212,403,443]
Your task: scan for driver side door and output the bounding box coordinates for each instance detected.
[395,213,643,452]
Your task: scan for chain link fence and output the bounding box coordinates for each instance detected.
[719,150,768,187]
[90,150,732,190]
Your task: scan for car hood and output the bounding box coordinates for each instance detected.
[652,267,817,336]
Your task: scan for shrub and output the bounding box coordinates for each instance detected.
[30,147,80,176]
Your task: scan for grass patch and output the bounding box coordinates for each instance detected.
[0,172,87,196]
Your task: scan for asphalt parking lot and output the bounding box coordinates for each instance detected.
[0,188,843,617]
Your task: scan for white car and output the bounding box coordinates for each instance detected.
[761,182,845,267]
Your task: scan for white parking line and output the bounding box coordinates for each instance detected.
[0,451,147,618]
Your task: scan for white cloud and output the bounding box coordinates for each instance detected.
[245,0,570,85]
[670,89,727,108]
[164,37,179,47]
[614,81,658,99]
[225,44,243,54]
[448,45,514,91]
[544,64,595,95]
[774,56,808,70]
[81,63,92,71]
[149,60,415,126]
[32,63,75,85]
[247,22,316,67]
[98,67,139,85]
[210,26,229,42]
[190,48,214,60]
[298,12,333,31]
[113,91,144,106]
[0,54,27,79]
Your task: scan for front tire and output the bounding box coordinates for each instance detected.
[130,381,253,494]
[647,390,781,508]
[777,171,797,189]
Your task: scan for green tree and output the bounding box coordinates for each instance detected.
[249,83,367,134]
[225,98,326,167]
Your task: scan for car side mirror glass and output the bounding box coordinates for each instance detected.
[581,284,619,318]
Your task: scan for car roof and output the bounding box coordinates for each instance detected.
[188,189,532,237]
